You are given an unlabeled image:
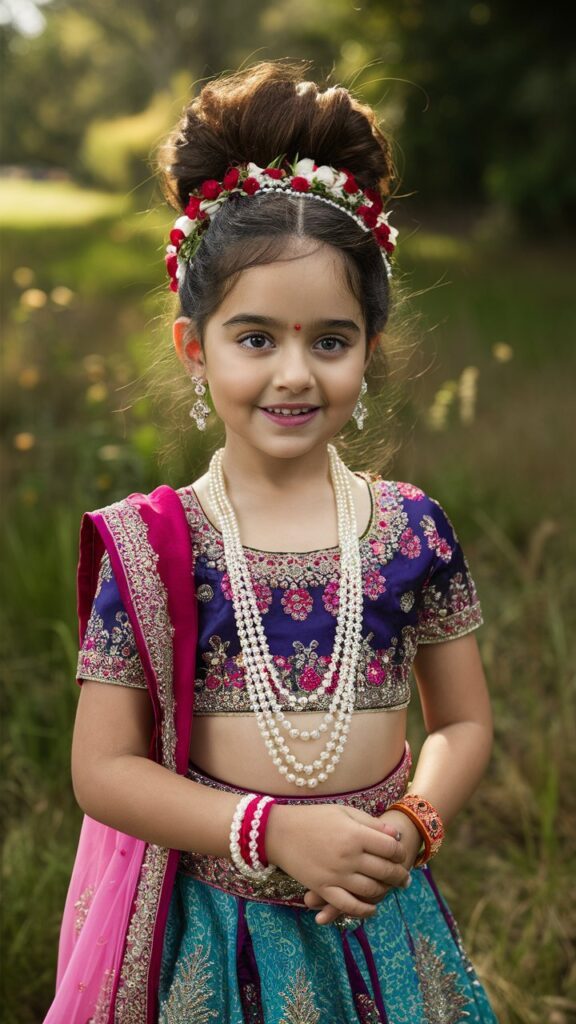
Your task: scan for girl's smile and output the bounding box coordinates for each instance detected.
[175,239,377,472]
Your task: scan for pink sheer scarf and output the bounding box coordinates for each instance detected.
[43,485,197,1024]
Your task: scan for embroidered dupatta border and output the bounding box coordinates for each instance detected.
[82,487,197,1024]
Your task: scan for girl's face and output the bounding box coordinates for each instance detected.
[175,240,377,462]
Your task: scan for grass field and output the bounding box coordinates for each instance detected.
[1,180,575,1022]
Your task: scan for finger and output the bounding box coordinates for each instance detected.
[362,828,406,864]
[319,885,379,920]
[315,904,343,926]
[357,853,411,887]
[304,890,328,909]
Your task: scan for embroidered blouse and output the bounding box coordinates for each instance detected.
[76,475,484,715]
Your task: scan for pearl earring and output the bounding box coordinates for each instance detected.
[189,376,210,430]
[352,377,368,430]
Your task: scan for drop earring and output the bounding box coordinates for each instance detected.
[352,377,368,430]
[189,376,210,430]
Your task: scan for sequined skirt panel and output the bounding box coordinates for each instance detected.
[159,749,498,1024]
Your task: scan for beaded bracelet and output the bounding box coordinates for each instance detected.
[389,794,445,867]
[229,792,278,881]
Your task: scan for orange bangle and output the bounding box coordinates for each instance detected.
[389,794,445,867]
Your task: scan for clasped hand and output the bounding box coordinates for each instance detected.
[267,804,418,927]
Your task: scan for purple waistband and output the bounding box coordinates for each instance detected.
[178,743,412,907]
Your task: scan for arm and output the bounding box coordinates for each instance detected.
[71,681,241,857]
[311,631,493,923]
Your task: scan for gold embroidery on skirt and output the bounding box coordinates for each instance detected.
[159,947,218,1024]
[279,966,321,1024]
[355,993,383,1024]
[414,936,471,1023]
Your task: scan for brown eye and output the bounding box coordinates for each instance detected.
[316,337,348,352]
[238,333,273,349]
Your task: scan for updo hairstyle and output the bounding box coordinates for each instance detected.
[152,59,412,472]
[157,59,397,351]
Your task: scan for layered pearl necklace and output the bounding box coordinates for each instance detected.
[208,444,364,789]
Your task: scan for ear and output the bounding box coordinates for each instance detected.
[364,334,380,368]
[173,317,205,374]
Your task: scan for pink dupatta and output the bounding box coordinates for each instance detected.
[43,485,198,1024]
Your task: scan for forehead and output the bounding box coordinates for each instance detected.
[215,242,362,323]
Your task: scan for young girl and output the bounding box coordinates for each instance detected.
[45,61,498,1023]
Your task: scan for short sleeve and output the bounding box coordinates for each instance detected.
[76,550,148,689]
[416,497,484,644]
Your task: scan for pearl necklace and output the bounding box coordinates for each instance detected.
[208,444,364,789]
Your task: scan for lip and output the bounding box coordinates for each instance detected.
[258,406,320,427]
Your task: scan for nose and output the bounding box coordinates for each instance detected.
[271,341,315,392]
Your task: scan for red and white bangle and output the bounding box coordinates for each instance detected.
[229,793,277,880]
[389,794,445,867]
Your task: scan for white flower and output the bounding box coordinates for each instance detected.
[313,165,339,188]
[376,213,399,246]
[165,243,177,255]
[247,162,266,182]
[175,259,186,280]
[294,158,315,177]
[174,215,194,236]
[199,198,225,216]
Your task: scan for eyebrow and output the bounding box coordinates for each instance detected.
[221,313,361,334]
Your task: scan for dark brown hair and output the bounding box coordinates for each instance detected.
[150,58,415,476]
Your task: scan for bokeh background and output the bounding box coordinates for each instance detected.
[1,3,575,1021]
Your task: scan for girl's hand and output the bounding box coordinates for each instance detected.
[302,810,423,925]
[266,803,410,922]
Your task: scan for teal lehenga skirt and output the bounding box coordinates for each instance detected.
[158,747,497,1024]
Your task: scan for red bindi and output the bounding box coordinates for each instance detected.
[294,324,302,331]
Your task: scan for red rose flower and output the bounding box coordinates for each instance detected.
[169,278,179,292]
[374,223,391,245]
[165,253,178,276]
[364,187,383,213]
[222,167,240,189]
[357,204,379,229]
[200,179,223,200]
[291,176,310,191]
[185,196,203,219]
[342,171,359,194]
[264,167,285,179]
[169,228,185,247]
[242,176,261,194]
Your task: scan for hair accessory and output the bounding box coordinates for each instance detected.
[389,794,445,867]
[229,792,277,881]
[166,154,398,291]
[352,377,368,430]
[189,375,210,430]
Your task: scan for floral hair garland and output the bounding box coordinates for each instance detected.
[165,154,398,291]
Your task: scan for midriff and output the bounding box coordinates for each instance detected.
[189,706,408,795]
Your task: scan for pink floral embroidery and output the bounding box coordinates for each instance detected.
[421,515,453,563]
[221,573,272,613]
[363,569,387,600]
[396,481,425,501]
[281,587,313,621]
[399,528,422,559]
[366,658,388,686]
[298,666,322,691]
[221,573,233,600]
[369,538,388,560]
[322,579,340,616]
[253,581,273,614]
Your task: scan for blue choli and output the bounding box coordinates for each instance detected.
[77,474,483,712]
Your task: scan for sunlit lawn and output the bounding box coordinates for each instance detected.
[1,181,574,1023]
